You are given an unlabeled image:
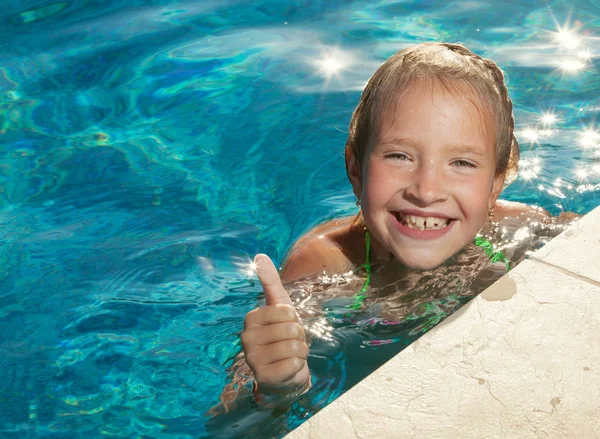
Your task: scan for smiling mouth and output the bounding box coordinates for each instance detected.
[394,212,453,230]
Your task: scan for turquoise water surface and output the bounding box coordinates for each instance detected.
[1,0,599,438]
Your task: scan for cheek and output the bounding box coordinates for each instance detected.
[455,180,492,219]
[362,163,401,205]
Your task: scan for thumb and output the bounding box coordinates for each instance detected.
[254,254,292,306]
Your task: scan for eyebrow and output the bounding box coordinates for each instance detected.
[450,145,490,161]
[378,137,490,161]
[377,137,419,148]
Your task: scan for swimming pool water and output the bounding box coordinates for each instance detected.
[1,0,599,437]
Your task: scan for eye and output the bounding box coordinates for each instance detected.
[386,153,410,161]
[453,160,477,168]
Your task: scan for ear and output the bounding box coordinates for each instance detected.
[345,144,363,199]
[489,172,505,210]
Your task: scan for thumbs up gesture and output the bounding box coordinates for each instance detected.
[241,254,311,406]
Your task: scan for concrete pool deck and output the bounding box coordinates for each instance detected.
[286,206,600,439]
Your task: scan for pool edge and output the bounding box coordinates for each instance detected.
[285,206,600,438]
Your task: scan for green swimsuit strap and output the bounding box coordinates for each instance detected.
[474,236,511,271]
[349,231,371,310]
[349,232,510,310]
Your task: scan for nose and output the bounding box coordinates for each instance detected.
[403,160,449,206]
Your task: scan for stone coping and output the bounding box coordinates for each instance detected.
[286,206,600,439]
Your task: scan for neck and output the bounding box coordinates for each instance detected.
[365,230,410,273]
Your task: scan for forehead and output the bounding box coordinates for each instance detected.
[376,79,496,150]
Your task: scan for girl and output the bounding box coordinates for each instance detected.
[215,42,577,415]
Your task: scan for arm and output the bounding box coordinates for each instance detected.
[209,223,356,415]
[490,200,582,267]
[493,200,551,222]
[209,255,310,415]
[494,200,582,224]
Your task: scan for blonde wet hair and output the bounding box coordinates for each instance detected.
[345,42,520,189]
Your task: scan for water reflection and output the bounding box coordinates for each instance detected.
[0,0,598,438]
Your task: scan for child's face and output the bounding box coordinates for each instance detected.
[354,81,504,270]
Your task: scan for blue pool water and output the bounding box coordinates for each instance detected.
[1,0,599,437]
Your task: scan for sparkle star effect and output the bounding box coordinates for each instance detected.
[559,59,586,73]
[231,256,259,277]
[519,157,543,181]
[545,17,594,75]
[313,48,353,82]
[305,45,362,92]
[519,128,553,147]
[554,27,582,49]
[522,128,540,143]
[576,168,589,181]
[579,127,600,149]
[248,261,257,274]
[540,113,558,125]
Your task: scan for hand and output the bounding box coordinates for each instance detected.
[241,254,310,405]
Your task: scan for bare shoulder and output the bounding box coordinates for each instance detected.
[280,216,364,284]
[494,200,551,222]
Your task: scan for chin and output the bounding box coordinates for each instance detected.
[396,252,448,271]
[405,260,445,271]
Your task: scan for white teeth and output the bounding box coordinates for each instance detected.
[397,213,449,230]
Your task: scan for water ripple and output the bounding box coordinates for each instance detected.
[1,0,599,437]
